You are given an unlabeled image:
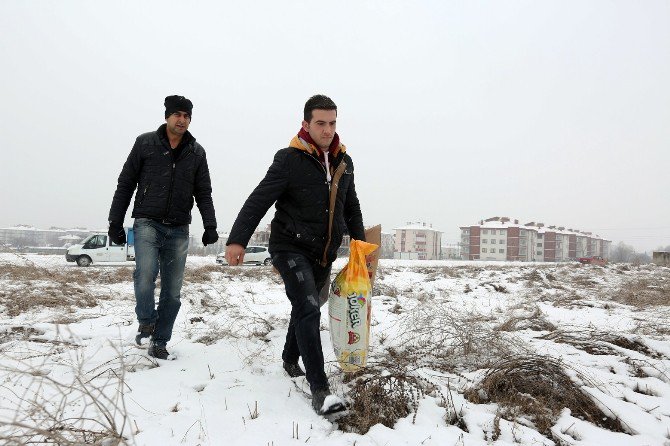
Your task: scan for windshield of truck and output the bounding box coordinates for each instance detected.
[84,234,107,249]
[81,234,95,244]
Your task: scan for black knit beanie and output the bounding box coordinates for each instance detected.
[164,95,193,119]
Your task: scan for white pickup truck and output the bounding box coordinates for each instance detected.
[66,229,135,267]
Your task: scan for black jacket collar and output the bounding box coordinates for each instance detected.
[157,123,194,150]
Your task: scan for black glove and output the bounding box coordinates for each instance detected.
[202,227,219,246]
[108,222,126,245]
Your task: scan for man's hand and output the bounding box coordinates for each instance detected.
[225,243,245,266]
[108,222,126,245]
[202,228,219,246]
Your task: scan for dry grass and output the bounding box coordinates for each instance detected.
[183,265,221,283]
[0,263,132,317]
[394,301,527,372]
[0,263,133,285]
[495,306,556,332]
[541,330,620,356]
[337,349,464,435]
[631,310,670,336]
[608,278,670,307]
[337,367,423,434]
[540,328,665,359]
[0,342,136,445]
[0,282,102,317]
[464,355,624,435]
[522,268,559,288]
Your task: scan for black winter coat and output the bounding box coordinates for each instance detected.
[227,146,365,266]
[108,125,217,228]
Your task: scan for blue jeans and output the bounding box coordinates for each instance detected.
[272,251,332,393]
[133,218,189,346]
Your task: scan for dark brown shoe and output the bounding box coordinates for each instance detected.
[135,323,154,346]
[283,361,305,378]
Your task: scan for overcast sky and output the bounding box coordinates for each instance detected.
[1,0,668,252]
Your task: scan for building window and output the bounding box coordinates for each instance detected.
[499,249,504,253]
[499,230,505,235]
[482,239,487,244]
[482,248,487,253]
[498,239,503,244]
[537,243,542,247]
[536,251,542,255]
[538,234,543,239]
[491,239,496,244]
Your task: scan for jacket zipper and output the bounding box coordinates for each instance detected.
[162,135,195,221]
[298,150,347,266]
[164,161,176,220]
[163,148,183,220]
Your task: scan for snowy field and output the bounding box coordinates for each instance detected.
[1,253,669,446]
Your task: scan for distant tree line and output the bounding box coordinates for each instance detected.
[609,242,670,264]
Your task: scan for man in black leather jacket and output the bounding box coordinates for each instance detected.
[108,95,219,360]
[225,95,365,414]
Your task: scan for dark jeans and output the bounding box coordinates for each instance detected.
[133,218,189,347]
[272,251,332,393]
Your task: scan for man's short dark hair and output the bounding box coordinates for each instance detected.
[304,94,337,122]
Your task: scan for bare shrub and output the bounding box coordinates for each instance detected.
[336,353,463,435]
[480,282,509,293]
[523,268,555,288]
[496,306,556,332]
[0,343,136,445]
[337,368,425,434]
[464,355,624,435]
[393,302,527,372]
[186,284,278,345]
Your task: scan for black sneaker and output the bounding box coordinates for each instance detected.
[135,323,154,346]
[283,361,305,378]
[148,343,172,360]
[311,389,346,415]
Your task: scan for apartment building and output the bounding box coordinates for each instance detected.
[393,222,442,260]
[460,217,611,262]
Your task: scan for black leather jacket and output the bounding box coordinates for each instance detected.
[108,125,217,228]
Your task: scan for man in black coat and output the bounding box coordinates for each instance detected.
[108,95,219,360]
[225,95,365,414]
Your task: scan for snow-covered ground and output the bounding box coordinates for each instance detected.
[1,253,669,445]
